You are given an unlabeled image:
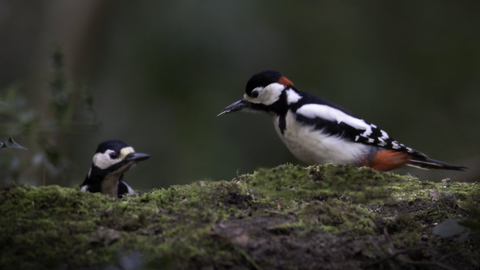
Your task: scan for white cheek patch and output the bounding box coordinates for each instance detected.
[92,147,137,170]
[93,150,119,169]
[261,83,284,105]
[120,147,135,159]
[244,83,284,106]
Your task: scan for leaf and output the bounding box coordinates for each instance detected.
[5,137,27,150]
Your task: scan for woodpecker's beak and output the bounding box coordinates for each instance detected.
[125,152,151,162]
[217,99,251,116]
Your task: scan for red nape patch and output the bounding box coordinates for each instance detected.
[370,150,411,172]
[277,76,294,87]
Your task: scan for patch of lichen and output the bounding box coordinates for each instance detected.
[1,164,479,269]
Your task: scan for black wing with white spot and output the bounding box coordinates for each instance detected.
[351,123,428,159]
[290,91,429,160]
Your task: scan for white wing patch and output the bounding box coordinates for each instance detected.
[380,130,389,140]
[125,183,135,195]
[296,104,372,135]
[293,103,423,155]
[80,185,89,192]
[286,89,302,104]
[378,138,386,146]
[391,142,400,149]
[119,181,136,196]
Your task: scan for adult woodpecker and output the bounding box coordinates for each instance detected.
[80,140,150,198]
[218,70,466,172]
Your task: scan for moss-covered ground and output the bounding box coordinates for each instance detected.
[1,164,479,269]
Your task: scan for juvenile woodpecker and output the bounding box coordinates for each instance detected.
[218,70,466,172]
[80,140,150,198]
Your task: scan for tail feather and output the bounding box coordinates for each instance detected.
[408,157,467,171]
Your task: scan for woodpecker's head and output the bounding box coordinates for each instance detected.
[91,140,150,173]
[218,70,294,116]
[82,140,150,198]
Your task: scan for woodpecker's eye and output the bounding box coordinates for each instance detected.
[109,152,118,159]
[251,90,259,98]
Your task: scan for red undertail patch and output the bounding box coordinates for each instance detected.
[370,150,411,172]
[278,76,294,87]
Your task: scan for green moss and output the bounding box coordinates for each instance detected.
[244,164,397,205]
[1,164,479,269]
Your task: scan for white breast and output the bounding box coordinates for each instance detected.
[273,111,371,166]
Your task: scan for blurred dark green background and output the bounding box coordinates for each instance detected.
[1,1,479,190]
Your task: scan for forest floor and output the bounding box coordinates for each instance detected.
[1,164,479,270]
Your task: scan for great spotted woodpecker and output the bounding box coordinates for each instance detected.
[218,70,466,172]
[80,140,150,198]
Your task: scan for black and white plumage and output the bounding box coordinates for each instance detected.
[218,70,466,172]
[80,140,150,198]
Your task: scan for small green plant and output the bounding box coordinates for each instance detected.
[0,47,98,186]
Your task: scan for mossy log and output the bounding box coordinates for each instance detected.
[1,164,479,270]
